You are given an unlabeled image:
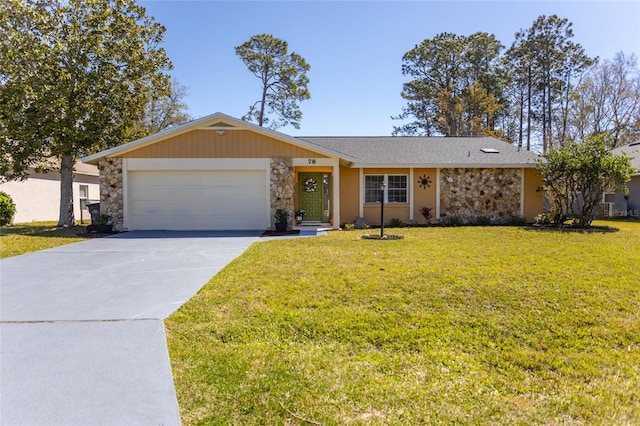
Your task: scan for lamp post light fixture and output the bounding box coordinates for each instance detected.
[379,181,386,237]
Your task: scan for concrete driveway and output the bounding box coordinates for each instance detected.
[0,231,260,425]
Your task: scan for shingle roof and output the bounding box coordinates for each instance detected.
[80,111,540,168]
[612,141,640,172]
[299,136,539,167]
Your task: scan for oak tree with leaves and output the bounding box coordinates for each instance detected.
[537,134,635,227]
[0,0,172,227]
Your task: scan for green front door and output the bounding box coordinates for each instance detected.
[298,172,330,222]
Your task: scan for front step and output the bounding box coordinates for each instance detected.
[293,222,332,236]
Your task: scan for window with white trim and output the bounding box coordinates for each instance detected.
[365,175,384,203]
[364,175,408,203]
[387,175,408,203]
[79,185,89,210]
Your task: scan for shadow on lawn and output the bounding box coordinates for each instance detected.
[0,224,89,239]
[525,224,619,234]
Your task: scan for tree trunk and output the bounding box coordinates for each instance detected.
[258,86,267,127]
[559,72,571,145]
[546,80,553,150]
[542,83,547,153]
[518,88,524,149]
[526,65,532,151]
[57,154,76,227]
[258,66,269,127]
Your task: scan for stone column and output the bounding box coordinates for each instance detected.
[270,157,294,229]
[98,158,124,231]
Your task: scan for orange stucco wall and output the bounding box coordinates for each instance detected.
[412,168,437,224]
[363,204,410,224]
[339,166,360,224]
[523,167,544,221]
[121,130,327,159]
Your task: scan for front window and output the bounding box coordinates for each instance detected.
[365,175,384,203]
[387,175,407,203]
[365,175,408,203]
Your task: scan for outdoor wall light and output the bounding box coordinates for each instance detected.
[216,130,225,136]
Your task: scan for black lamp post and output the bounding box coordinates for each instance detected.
[379,181,386,237]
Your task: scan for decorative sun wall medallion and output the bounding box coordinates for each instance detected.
[418,175,432,189]
[304,178,318,192]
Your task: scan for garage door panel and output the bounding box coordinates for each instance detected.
[128,170,268,230]
[130,213,264,231]
[131,199,266,216]
[132,185,265,202]
[131,171,263,186]
[132,186,205,201]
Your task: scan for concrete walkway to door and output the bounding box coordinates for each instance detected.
[0,231,260,426]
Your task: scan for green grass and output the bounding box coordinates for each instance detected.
[167,221,640,425]
[0,221,89,258]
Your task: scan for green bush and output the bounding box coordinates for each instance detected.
[343,223,355,231]
[472,215,492,226]
[0,191,16,226]
[441,214,463,226]
[274,208,289,223]
[503,214,527,226]
[388,218,406,228]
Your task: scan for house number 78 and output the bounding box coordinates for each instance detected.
[308,159,316,165]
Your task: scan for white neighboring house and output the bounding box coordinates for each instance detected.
[606,141,640,217]
[0,161,100,224]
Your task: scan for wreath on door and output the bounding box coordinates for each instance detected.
[304,178,318,193]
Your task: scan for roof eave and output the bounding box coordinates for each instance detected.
[81,112,356,165]
[81,113,222,165]
[73,171,99,177]
[351,162,539,169]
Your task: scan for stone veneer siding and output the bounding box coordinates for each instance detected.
[270,157,295,229]
[440,168,522,222]
[98,158,124,231]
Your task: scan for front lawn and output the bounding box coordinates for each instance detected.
[0,222,89,258]
[166,221,640,425]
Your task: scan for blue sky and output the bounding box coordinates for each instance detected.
[139,1,640,136]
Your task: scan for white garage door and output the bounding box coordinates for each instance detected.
[128,170,268,230]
